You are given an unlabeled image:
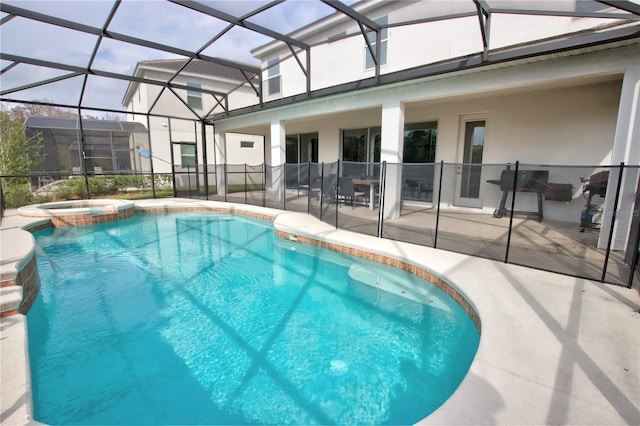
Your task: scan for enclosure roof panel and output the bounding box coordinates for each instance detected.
[1,0,638,119]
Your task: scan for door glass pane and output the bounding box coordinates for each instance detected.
[343,129,367,162]
[299,133,319,163]
[370,127,381,163]
[180,144,196,167]
[460,121,485,199]
[286,136,298,163]
[310,137,318,163]
[403,122,438,163]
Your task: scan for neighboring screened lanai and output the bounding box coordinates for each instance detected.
[24,116,149,175]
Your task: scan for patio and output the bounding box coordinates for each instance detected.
[225,190,635,287]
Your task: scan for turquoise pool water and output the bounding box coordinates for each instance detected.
[29,212,479,425]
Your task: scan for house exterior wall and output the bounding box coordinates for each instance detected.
[133,69,257,119]
[225,133,265,166]
[257,0,625,102]
[213,43,637,226]
[126,66,262,174]
[405,79,622,166]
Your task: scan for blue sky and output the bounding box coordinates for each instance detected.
[0,0,350,113]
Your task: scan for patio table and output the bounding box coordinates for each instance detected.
[352,178,379,210]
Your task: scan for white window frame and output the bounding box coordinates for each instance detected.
[180,143,196,167]
[186,82,202,110]
[267,58,281,95]
[365,16,388,70]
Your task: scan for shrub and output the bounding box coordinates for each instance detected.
[2,178,33,208]
[53,179,86,200]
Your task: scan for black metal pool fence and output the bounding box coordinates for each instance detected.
[2,160,638,288]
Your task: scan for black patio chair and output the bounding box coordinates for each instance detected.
[337,177,365,208]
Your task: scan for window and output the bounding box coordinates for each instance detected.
[342,129,367,162]
[267,58,281,95]
[300,133,318,163]
[186,82,202,109]
[240,141,255,148]
[286,136,299,164]
[342,128,380,163]
[180,144,196,167]
[460,121,486,199]
[285,133,318,163]
[403,122,438,163]
[365,16,388,69]
[341,128,380,177]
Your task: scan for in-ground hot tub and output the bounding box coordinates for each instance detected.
[18,199,135,227]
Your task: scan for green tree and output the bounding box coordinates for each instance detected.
[0,106,45,207]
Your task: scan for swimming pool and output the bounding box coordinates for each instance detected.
[28,212,479,425]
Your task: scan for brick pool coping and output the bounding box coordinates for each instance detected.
[17,199,135,227]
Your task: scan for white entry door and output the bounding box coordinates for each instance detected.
[454,119,486,208]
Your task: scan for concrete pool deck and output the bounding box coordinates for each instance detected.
[1,198,639,425]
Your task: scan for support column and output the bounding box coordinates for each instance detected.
[598,63,640,250]
[214,128,227,195]
[270,120,286,202]
[380,100,405,220]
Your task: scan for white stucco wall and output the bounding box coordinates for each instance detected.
[404,79,622,166]
[125,66,260,174]
[214,43,636,225]
[225,133,265,166]
[259,0,627,102]
[132,69,257,120]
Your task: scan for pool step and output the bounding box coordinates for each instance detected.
[348,264,453,312]
[0,285,23,317]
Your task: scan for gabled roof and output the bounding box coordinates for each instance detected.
[135,59,250,82]
[121,58,253,107]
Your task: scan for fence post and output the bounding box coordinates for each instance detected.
[272,162,278,211]
[602,162,625,282]
[0,179,4,218]
[202,123,209,199]
[282,164,286,211]
[224,163,227,202]
[377,161,387,238]
[335,160,341,229]
[434,161,444,248]
[187,164,192,199]
[504,161,519,263]
[307,162,312,214]
[319,162,325,221]
[243,163,247,205]
[262,163,266,207]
